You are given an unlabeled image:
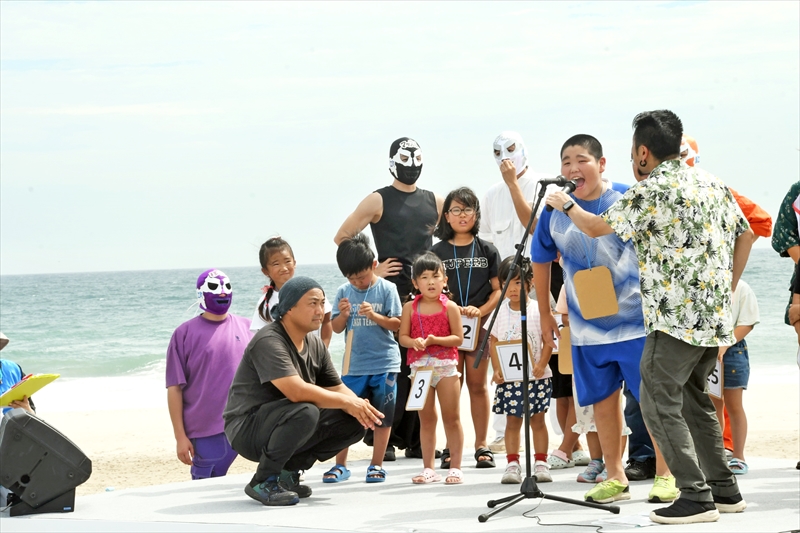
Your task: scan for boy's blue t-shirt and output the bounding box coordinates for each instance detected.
[531,182,646,346]
[331,277,402,375]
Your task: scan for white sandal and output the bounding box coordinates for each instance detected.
[412,467,441,484]
[547,449,575,469]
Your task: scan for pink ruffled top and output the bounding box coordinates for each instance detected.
[407,293,459,366]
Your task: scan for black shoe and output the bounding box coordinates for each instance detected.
[713,492,747,513]
[649,498,719,524]
[384,446,396,462]
[244,476,299,506]
[278,470,312,498]
[404,447,423,459]
[435,449,442,459]
[624,457,656,481]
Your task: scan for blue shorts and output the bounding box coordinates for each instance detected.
[493,379,552,418]
[722,339,750,389]
[190,432,238,480]
[342,372,398,426]
[573,337,645,407]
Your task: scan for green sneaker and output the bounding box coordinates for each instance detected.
[585,480,631,503]
[648,475,679,503]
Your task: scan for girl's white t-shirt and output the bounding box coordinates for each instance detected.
[250,290,333,334]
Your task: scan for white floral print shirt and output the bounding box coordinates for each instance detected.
[602,160,749,346]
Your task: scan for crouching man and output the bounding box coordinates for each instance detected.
[223,276,384,506]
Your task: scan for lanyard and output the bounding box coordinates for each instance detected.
[347,279,374,331]
[577,190,605,270]
[453,240,475,307]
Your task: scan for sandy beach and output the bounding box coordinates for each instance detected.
[26,366,799,497]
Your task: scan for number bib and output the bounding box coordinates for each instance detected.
[572,266,618,319]
[406,367,434,411]
[707,359,723,399]
[458,315,479,352]
[557,326,572,375]
[493,340,535,381]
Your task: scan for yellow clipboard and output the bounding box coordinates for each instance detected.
[0,373,60,407]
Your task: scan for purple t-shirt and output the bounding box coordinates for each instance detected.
[166,314,253,439]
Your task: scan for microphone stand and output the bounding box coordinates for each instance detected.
[474,181,620,523]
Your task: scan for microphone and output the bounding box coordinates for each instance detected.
[545,180,578,211]
[539,175,569,186]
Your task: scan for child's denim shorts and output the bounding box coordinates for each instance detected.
[722,339,750,389]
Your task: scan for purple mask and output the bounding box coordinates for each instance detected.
[196,269,232,315]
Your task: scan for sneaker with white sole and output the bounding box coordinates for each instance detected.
[534,461,552,482]
[713,492,747,513]
[488,436,506,453]
[501,461,522,484]
[648,475,678,503]
[584,480,631,503]
[577,460,605,483]
[649,498,719,524]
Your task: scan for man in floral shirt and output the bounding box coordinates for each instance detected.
[545,110,754,525]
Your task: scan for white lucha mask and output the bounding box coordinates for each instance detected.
[493,131,528,176]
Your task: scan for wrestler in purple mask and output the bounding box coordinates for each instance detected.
[196,269,233,315]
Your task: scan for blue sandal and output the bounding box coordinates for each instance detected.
[322,464,351,483]
[366,464,387,483]
[728,458,749,475]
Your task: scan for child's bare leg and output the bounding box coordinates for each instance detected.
[416,387,439,471]
[529,413,549,455]
[724,388,747,461]
[371,427,392,466]
[505,416,523,456]
[557,400,582,458]
[437,376,464,474]
[587,431,603,459]
[465,354,491,453]
[593,389,627,483]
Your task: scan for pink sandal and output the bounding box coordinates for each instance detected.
[445,468,464,485]
[412,467,441,484]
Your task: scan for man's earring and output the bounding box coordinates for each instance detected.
[639,160,647,167]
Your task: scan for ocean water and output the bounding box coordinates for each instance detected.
[0,249,796,380]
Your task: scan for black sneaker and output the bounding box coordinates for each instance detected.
[279,470,312,498]
[245,476,299,506]
[624,457,656,481]
[713,492,747,513]
[649,498,719,524]
[405,447,423,459]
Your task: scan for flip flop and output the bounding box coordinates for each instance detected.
[474,447,496,468]
[728,458,749,475]
[445,468,464,485]
[412,467,441,484]
[322,464,351,483]
[366,464,387,483]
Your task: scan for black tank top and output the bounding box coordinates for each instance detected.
[370,185,438,298]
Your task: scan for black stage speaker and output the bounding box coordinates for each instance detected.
[0,409,92,516]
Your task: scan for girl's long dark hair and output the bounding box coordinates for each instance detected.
[257,237,294,323]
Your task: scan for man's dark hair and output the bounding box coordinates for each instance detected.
[560,134,603,160]
[632,110,683,160]
[433,187,481,241]
[336,232,375,278]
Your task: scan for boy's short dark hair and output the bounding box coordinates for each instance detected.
[561,134,603,160]
[336,232,375,278]
[433,187,481,241]
[632,110,683,160]
[498,255,533,286]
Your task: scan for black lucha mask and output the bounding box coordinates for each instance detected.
[389,137,423,185]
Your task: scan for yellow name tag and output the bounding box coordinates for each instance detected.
[341,329,354,376]
[572,266,618,319]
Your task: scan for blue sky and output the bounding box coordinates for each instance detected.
[1,1,798,275]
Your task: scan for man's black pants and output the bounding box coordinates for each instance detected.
[231,399,365,485]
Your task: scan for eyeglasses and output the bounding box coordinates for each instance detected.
[447,207,476,216]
